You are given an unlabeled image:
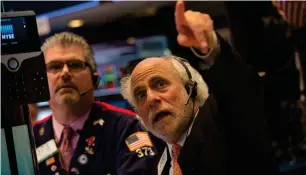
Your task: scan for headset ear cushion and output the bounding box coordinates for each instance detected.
[192,81,198,98]
[92,73,101,89]
[185,80,198,99]
[185,85,191,95]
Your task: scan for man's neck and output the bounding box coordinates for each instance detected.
[176,103,200,145]
[50,101,92,125]
[168,101,200,144]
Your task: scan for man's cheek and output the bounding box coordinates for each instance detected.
[139,112,149,124]
[48,82,56,95]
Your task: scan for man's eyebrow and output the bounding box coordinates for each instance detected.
[46,57,83,63]
[46,60,61,64]
[149,76,163,82]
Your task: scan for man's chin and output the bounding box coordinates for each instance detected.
[56,95,79,105]
[151,127,177,143]
[154,131,178,143]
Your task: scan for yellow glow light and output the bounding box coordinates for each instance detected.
[68,19,84,28]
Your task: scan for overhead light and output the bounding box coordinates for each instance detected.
[68,19,84,28]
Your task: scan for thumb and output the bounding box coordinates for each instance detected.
[177,33,194,47]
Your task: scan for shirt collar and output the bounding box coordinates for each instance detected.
[52,108,91,141]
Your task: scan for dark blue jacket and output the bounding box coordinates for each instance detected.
[33,101,165,175]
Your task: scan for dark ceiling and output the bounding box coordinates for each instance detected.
[2,1,228,31]
[1,1,230,68]
[1,1,110,15]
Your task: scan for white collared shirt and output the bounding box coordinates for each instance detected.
[166,109,199,175]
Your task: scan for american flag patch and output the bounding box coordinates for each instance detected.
[125,132,153,151]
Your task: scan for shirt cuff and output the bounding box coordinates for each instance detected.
[190,32,220,66]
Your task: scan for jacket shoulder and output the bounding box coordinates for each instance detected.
[33,115,51,130]
[94,101,136,116]
[93,101,138,125]
[93,101,145,136]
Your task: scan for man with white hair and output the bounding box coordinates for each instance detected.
[120,1,279,175]
[33,32,164,175]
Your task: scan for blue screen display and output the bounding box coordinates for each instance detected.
[1,17,28,46]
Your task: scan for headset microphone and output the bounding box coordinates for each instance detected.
[172,57,198,143]
[79,88,94,96]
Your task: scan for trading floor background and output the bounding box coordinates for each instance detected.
[1,1,306,174]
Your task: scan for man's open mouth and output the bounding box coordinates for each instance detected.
[154,111,171,122]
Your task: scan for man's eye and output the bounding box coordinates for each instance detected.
[69,62,84,69]
[156,80,166,88]
[48,64,62,70]
[136,91,146,100]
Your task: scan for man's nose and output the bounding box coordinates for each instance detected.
[60,64,71,82]
[147,90,161,109]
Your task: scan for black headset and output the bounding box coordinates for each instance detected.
[89,60,100,89]
[92,72,101,89]
[172,57,198,105]
[172,57,199,142]
[79,71,100,96]
[91,72,101,89]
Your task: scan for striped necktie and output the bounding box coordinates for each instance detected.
[172,144,183,175]
[58,126,74,172]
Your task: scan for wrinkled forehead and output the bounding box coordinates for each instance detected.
[130,57,177,85]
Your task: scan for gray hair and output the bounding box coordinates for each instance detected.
[120,55,209,107]
[41,32,97,72]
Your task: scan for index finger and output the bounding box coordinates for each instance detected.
[175,0,187,31]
